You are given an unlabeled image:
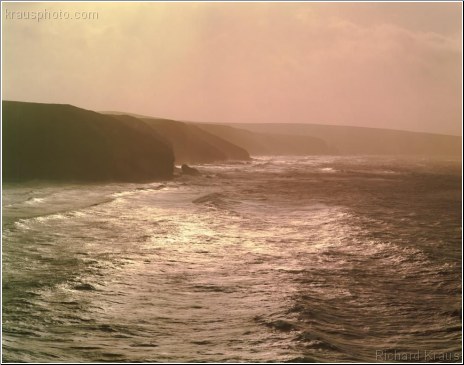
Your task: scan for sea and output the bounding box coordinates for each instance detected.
[2,155,462,362]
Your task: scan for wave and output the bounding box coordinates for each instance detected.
[111,184,167,198]
[7,197,116,231]
[318,167,337,173]
[193,192,228,207]
[25,197,46,205]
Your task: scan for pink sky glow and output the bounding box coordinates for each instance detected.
[2,2,462,135]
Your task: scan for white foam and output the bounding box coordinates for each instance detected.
[25,197,45,205]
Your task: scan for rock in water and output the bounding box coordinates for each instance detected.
[73,283,96,291]
[181,164,200,175]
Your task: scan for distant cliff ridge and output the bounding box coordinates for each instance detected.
[2,101,174,182]
[228,123,461,158]
[194,123,334,156]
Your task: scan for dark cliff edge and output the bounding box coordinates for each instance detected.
[2,101,174,182]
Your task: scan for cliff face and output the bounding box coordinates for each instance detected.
[113,116,250,164]
[3,101,174,182]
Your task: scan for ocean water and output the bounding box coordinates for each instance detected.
[2,156,462,362]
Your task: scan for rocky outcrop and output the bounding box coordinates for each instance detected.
[181,164,200,175]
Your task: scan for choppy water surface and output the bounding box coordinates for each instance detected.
[2,156,462,362]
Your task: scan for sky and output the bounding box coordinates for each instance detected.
[2,2,462,135]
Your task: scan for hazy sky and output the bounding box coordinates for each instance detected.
[2,2,462,135]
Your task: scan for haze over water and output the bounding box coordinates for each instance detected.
[2,156,461,362]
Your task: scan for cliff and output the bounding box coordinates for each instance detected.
[3,101,174,182]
